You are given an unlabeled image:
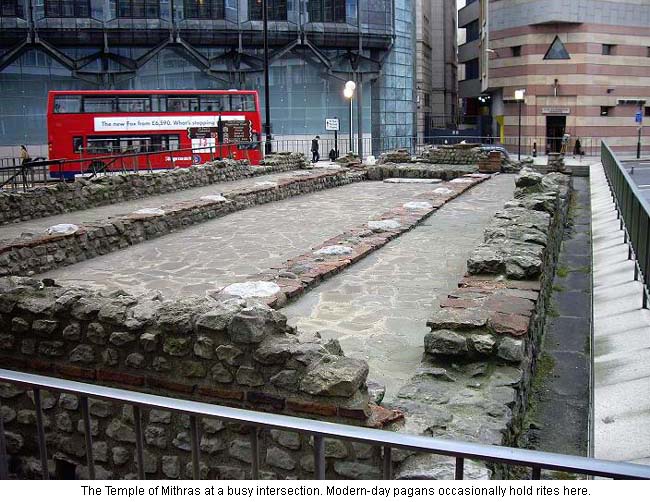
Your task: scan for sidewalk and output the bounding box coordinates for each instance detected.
[591,162,650,465]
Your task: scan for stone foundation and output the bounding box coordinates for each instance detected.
[0,275,404,480]
[0,154,306,227]
[390,168,571,479]
[0,169,363,278]
[366,164,478,181]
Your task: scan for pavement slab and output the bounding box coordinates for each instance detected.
[282,174,516,400]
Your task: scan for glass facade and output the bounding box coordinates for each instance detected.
[44,0,91,17]
[0,1,412,147]
[248,0,287,21]
[371,0,416,139]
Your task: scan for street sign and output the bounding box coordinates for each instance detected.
[636,111,643,124]
[325,118,340,131]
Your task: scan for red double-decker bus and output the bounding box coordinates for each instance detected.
[47,89,262,179]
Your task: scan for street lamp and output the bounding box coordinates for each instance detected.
[263,0,272,155]
[515,89,526,160]
[344,81,355,154]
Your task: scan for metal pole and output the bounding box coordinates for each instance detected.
[349,97,353,154]
[357,79,363,159]
[518,100,522,161]
[263,0,272,155]
[638,126,642,160]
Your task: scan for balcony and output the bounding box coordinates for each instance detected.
[459,78,482,99]
[458,0,480,29]
[458,39,480,64]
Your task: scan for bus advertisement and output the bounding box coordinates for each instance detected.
[47,89,262,179]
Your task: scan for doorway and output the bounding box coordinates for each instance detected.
[546,115,566,153]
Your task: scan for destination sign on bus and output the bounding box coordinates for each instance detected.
[94,115,245,132]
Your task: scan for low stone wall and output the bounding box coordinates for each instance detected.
[0,154,306,227]
[390,168,571,479]
[0,275,404,480]
[419,145,488,165]
[366,163,478,181]
[0,169,363,278]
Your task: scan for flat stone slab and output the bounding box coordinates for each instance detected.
[383,178,442,184]
[46,224,79,235]
[221,281,281,298]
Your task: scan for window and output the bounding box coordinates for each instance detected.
[645,107,650,117]
[465,20,480,42]
[184,0,224,19]
[45,0,90,17]
[600,106,611,116]
[54,96,82,113]
[544,36,570,60]
[1,0,24,16]
[167,96,199,112]
[464,59,479,80]
[646,47,650,57]
[308,0,346,23]
[87,135,180,154]
[512,46,522,57]
[200,95,225,112]
[423,93,430,108]
[117,97,152,113]
[248,0,287,21]
[117,0,160,18]
[230,95,256,112]
[602,44,616,56]
[83,97,116,113]
[73,137,83,153]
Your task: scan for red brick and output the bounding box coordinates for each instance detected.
[0,354,27,369]
[98,369,145,387]
[197,386,245,401]
[488,313,530,337]
[286,399,337,417]
[246,391,285,411]
[146,376,194,395]
[367,405,405,429]
[55,364,96,380]
[338,406,370,420]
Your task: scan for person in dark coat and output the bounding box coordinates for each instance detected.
[311,136,320,163]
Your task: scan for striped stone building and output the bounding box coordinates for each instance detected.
[459,0,650,154]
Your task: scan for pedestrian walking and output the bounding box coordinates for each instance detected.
[311,135,320,163]
[19,145,31,165]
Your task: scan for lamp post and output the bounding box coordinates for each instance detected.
[344,81,355,154]
[515,89,526,160]
[263,0,272,155]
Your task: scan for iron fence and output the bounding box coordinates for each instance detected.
[601,142,650,308]
[1,369,649,481]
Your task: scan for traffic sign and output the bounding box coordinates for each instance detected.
[636,111,643,124]
[325,118,340,131]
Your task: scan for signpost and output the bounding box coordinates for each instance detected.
[326,118,340,158]
[636,109,643,160]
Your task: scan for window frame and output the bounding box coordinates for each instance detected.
[511,46,522,57]
[248,0,287,21]
[44,0,91,18]
[183,0,225,19]
[53,95,83,114]
[117,0,161,19]
[602,44,616,56]
[0,0,25,17]
[600,106,611,117]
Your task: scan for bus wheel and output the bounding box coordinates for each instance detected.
[87,160,105,174]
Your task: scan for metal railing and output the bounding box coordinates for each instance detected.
[602,142,650,308]
[1,369,649,480]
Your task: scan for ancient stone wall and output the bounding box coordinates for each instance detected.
[419,145,488,165]
[0,169,363,278]
[366,164,478,181]
[0,276,402,480]
[0,154,306,227]
[392,168,572,479]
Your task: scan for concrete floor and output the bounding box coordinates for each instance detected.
[37,181,439,297]
[0,169,316,242]
[592,162,650,465]
[282,175,516,400]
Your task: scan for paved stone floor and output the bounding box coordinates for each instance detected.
[38,181,440,297]
[1,169,318,242]
[592,163,650,465]
[282,175,516,401]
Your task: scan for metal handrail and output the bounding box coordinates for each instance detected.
[601,142,650,307]
[1,369,649,480]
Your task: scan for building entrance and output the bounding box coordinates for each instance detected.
[546,115,566,153]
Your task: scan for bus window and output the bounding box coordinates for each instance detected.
[87,137,118,154]
[84,97,116,113]
[151,95,167,112]
[230,95,256,112]
[200,96,225,112]
[167,97,199,112]
[168,135,180,150]
[54,96,81,113]
[73,136,83,153]
[117,97,151,113]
